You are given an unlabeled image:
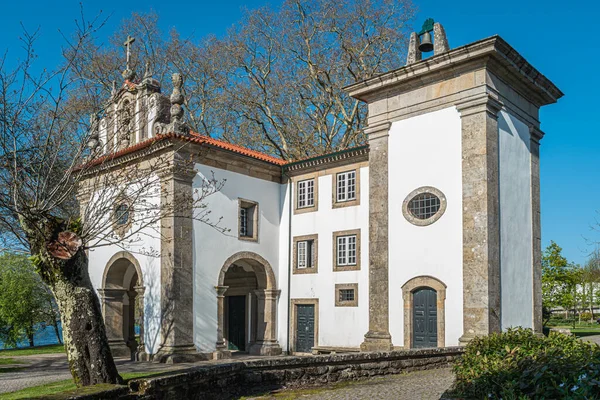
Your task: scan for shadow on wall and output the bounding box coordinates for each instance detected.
[143,257,162,356]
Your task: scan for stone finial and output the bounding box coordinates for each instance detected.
[433,23,449,54]
[111,80,117,97]
[153,72,190,136]
[144,61,153,79]
[86,114,101,159]
[406,32,422,65]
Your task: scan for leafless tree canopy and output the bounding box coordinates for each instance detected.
[73,0,415,160]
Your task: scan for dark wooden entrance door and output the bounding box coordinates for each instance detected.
[295,304,315,353]
[227,296,246,351]
[413,288,437,348]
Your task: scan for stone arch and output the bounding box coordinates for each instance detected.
[401,275,446,348]
[218,251,276,290]
[214,252,281,357]
[99,251,146,360]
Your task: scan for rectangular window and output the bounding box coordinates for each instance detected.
[336,171,356,202]
[297,240,315,269]
[336,235,357,266]
[238,199,258,240]
[335,283,358,307]
[297,179,314,209]
[339,289,355,302]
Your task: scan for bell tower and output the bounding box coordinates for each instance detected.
[346,21,563,350]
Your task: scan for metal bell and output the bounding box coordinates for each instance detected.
[418,31,434,53]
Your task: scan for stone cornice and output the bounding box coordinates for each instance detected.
[284,145,369,175]
[364,122,391,140]
[344,35,563,108]
[529,126,545,143]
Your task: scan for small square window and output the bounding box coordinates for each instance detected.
[335,283,358,307]
[238,199,258,241]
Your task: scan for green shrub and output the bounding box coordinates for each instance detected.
[449,327,600,399]
[580,312,593,321]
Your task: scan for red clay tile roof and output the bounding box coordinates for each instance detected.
[78,132,286,171]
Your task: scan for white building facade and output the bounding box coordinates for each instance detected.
[81,25,563,362]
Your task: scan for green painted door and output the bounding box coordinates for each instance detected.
[295,304,315,353]
[227,296,246,351]
[413,288,437,348]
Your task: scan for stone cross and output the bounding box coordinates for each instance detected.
[123,35,136,70]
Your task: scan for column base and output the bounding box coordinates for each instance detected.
[458,333,477,346]
[249,342,283,356]
[135,349,149,362]
[213,349,232,359]
[360,331,393,352]
[108,339,132,358]
[154,344,209,364]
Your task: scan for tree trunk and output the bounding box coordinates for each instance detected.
[27,329,34,347]
[23,217,122,387]
[48,252,122,386]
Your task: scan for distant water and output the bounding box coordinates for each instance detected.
[0,322,63,350]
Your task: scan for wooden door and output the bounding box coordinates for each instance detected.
[295,304,315,353]
[413,288,437,348]
[227,296,246,351]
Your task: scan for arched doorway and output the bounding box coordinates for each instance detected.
[401,276,446,349]
[215,252,282,356]
[99,252,146,360]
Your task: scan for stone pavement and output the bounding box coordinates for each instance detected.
[249,368,456,400]
[581,334,600,346]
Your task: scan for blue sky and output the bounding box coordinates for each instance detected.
[1,0,598,265]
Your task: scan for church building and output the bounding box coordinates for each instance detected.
[80,22,563,362]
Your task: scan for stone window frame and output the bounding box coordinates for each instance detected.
[402,186,447,227]
[290,298,319,354]
[332,229,361,272]
[332,168,361,209]
[112,196,134,238]
[293,234,318,275]
[401,275,446,348]
[335,283,358,307]
[238,198,259,242]
[293,172,319,215]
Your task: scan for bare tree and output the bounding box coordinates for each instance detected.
[72,0,415,160]
[0,15,224,386]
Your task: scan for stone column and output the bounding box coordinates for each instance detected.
[456,94,503,344]
[249,289,282,356]
[155,157,198,363]
[360,121,393,352]
[213,286,231,359]
[98,288,130,358]
[530,127,544,334]
[134,285,148,361]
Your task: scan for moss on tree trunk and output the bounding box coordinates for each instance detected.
[24,217,122,386]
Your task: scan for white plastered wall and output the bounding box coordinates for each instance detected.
[86,177,162,354]
[498,110,533,329]
[388,107,464,347]
[289,168,369,348]
[192,164,282,352]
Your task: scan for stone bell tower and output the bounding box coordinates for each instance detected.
[346,20,563,350]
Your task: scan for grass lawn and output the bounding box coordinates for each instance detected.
[548,324,600,338]
[0,344,65,357]
[0,371,166,400]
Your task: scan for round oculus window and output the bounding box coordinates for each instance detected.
[402,187,447,226]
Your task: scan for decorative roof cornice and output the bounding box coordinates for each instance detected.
[284,145,369,173]
[344,35,563,107]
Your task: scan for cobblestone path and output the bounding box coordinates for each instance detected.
[249,367,455,400]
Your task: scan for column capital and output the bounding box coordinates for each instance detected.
[214,286,229,297]
[456,93,503,119]
[254,289,281,299]
[97,288,127,302]
[529,126,545,144]
[133,285,146,296]
[364,121,391,141]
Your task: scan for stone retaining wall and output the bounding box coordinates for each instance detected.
[128,347,463,400]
